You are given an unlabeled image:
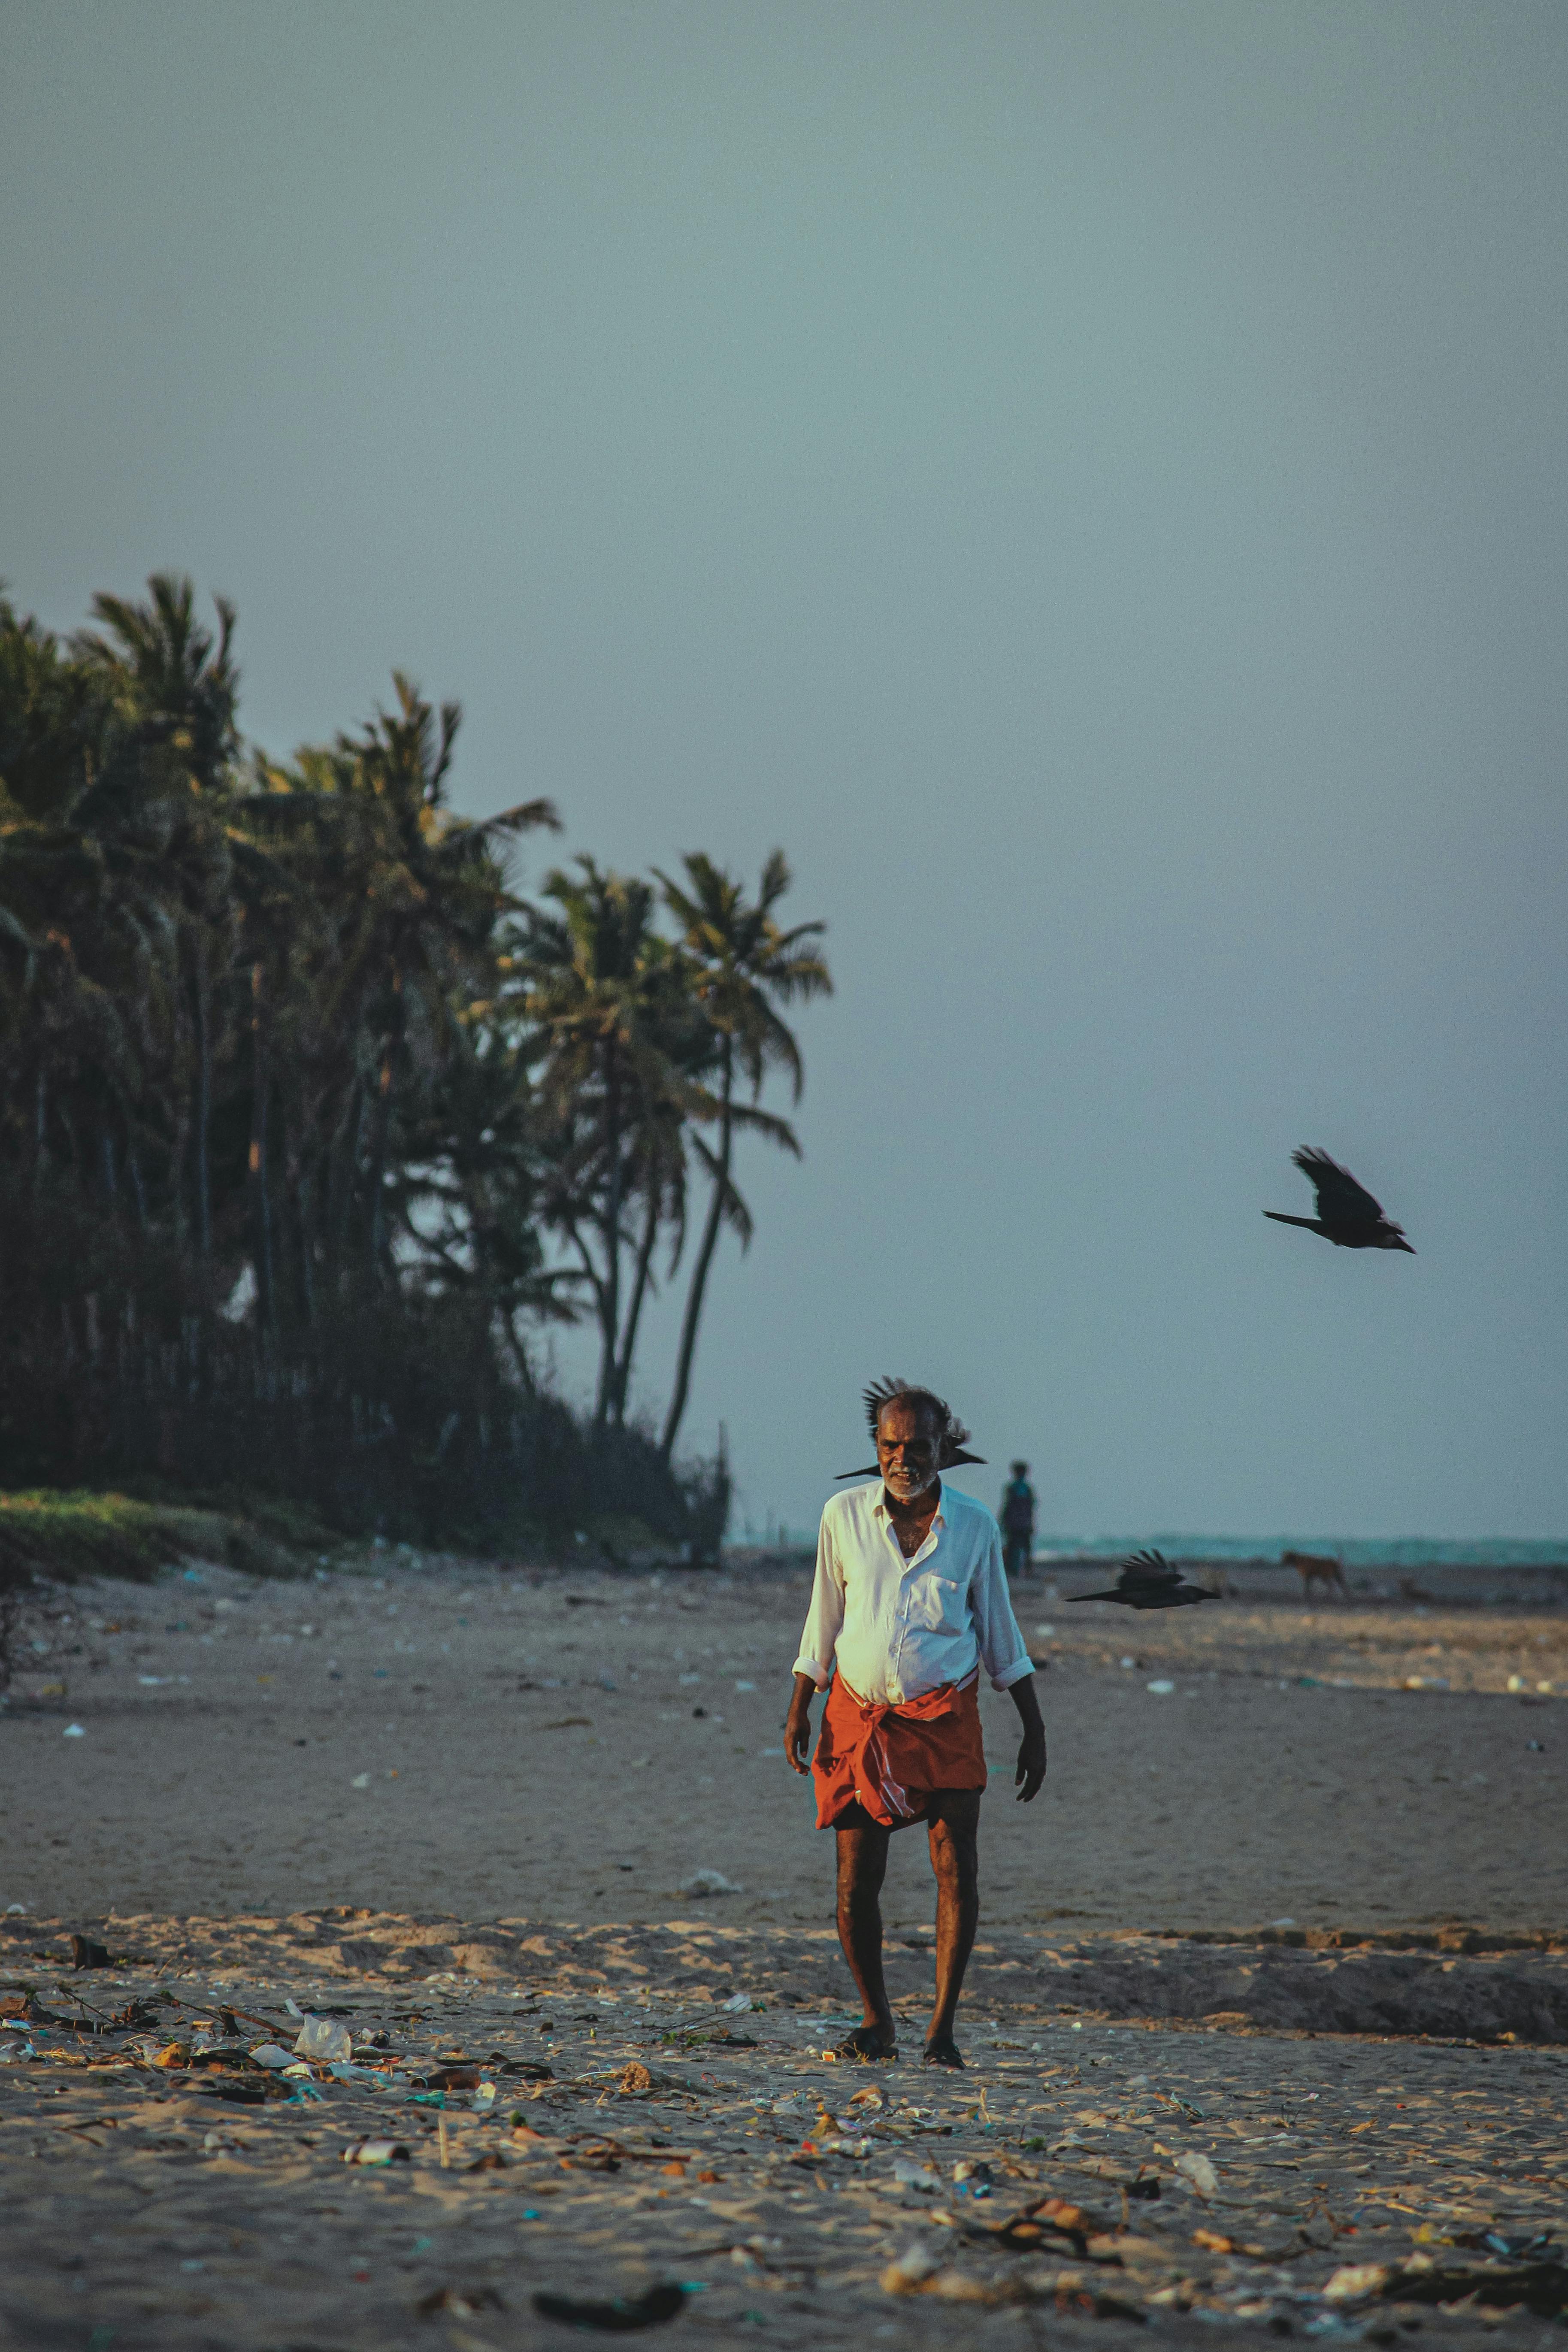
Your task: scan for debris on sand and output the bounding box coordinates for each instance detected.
[341,2138,409,2165]
[533,2282,685,2331]
[1326,2256,1568,2316]
[293,2015,352,2063]
[418,2282,505,2313]
[1174,2151,1218,2197]
[3,1917,1567,2346]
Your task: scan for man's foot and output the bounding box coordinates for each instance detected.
[834,2024,898,2061]
[922,2032,965,2068]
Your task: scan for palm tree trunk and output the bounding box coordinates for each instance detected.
[169,982,191,1246]
[593,1047,624,1431]
[291,1150,317,1327]
[32,1065,46,1194]
[660,1039,732,1461]
[501,1314,538,1398]
[367,971,404,1278]
[327,1078,364,1281]
[193,940,213,1271]
[611,1185,660,1426]
[127,1141,148,1232]
[248,960,275,1331]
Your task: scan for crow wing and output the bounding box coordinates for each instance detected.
[1120,1548,1180,1586]
[1292,1147,1389,1232]
[861,1376,908,1437]
[860,1374,979,1465]
[1066,1549,1187,1604]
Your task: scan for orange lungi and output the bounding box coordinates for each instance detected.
[811,1667,987,1830]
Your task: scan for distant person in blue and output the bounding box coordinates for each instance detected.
[1001,1460,1035,1580]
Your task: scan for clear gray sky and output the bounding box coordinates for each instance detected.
[3,2,1565,1540]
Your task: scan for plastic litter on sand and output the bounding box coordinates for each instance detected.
[341,2139,409,2166]
[294,2016,353,2064]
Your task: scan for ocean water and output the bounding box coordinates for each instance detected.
[735,1524,1568,1569]
[1033,1535,1568,1570]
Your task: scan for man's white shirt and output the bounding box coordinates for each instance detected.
[793,1480,1034,1705]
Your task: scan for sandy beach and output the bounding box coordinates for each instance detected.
[5,1553,1567,1933]
[4,1552,1568,2349]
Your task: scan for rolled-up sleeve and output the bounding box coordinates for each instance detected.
[793,1504,846,1687]
[969,1520,1035,1690]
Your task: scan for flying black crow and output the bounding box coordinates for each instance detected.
[1264,1147,1414,1253]
[835,1375,987,1479]
[1067,1550,1217,1610]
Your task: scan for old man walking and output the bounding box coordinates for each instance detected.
[784,1378,1047,2065]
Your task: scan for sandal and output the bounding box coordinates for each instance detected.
[833,2025,898,2062]
[921,2038,966,2068]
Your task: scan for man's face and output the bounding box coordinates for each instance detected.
[876,1400,943,1504]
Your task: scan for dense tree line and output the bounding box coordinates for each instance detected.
[0,575,829,1554]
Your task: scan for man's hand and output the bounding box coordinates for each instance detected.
[1014,1723,1047,1801]
[1009,1672,1047,1803]
[784,1671,817,1775]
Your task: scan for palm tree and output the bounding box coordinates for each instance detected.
[0,582,243,1286]
[0,571,804,1557]
[73,574,239,793]
[511,859,704,1430]
[655,851,830,1459]
[72,575,242,1274]
[328,675,554,1275]
[243,675,557,1293]
[606,1072,690,1430]
[0,589,110,823]
[392,1004,581,1392]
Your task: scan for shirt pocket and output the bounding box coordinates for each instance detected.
[909,1571,969,1635]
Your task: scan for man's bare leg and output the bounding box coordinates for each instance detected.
[834,1812,897,2056]
[923,1789,982,2064]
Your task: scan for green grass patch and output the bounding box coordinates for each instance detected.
[0,1488,319,1591]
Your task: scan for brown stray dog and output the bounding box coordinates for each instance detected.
[1283,1549,1350,1601]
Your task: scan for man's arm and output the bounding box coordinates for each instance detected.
[784,1671,819,1775]
[967,1516,1046,1800]
[784,1507,843,1775]
[1009,1671,1047,1802]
